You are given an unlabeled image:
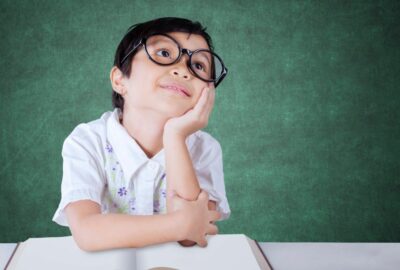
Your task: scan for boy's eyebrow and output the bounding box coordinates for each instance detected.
[183,43,210,52]
[181,32,210,52]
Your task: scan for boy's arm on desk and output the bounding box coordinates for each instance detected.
[65,200,184,252]
[164,131,219,247]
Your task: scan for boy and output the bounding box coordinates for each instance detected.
[53,17,230,251]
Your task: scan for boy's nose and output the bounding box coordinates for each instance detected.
[170,68,191,80]
[169,56,192,80]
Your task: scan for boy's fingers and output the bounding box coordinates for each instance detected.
[193,87,214,123]
[204,88,215,118]
[209,210,222,222]
[204,87,215,110]
[197,236,208,248]
[198,190,209,201]
[194,87,214,119]
[207,224,219,235]
[194,87,209,113]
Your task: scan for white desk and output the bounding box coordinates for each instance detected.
[1,243,17,270]
[1,242,399,269]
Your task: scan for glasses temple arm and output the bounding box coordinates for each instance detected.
[120,41,143,65]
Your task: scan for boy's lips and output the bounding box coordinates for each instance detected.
[160,82,191,97]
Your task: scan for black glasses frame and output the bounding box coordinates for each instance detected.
[120,33,228,87]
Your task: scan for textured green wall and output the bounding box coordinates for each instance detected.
[1,0,399,243]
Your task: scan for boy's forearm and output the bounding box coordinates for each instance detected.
[76,212,182,251]
[163,133,201,209]
[163,133,202,246]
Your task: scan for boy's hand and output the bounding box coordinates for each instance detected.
[170,190,221,247]
[164,84,215,140]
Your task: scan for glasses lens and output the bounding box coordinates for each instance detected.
[191,51,223,81]
[145,35,179,65]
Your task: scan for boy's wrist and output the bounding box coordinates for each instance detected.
[163,128,186,145]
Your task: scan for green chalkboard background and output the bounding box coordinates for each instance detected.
[1,0,399,243]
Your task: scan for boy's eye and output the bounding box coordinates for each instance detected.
[156,49,171,58]
[193,62,206,72]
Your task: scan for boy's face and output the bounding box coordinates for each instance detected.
[121,32,214,118]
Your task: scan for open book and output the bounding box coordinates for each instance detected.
[6,234,272,270]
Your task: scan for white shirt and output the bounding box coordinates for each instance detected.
[52,108,230,226]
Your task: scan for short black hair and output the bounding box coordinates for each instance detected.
[112,17,214,112]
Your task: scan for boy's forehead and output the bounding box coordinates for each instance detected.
[166,32,210,51]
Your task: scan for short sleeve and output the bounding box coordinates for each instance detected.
[193,133,231,221]
[52,130,106,227]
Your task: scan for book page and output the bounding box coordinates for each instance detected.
[7,236,136,270]
[136,234,262,270]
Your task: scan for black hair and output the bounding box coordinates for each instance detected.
[112,17,214,112]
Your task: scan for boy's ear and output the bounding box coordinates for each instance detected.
[110,66,126,95]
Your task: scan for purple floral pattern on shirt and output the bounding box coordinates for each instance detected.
[129,198,136,211]
[103,140,168,215]
[105,143,113,153]
[118,187,127,196]
[161,189,167,198]
[153,173,167,214]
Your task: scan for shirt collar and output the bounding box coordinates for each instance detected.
[107,108,148,181]
[106,108,197,180]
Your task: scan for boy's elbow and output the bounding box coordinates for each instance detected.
[71,214,117,252]
[70,223,97,252]
[67,213,100,252]
[73,235,92,252]
[65,200,102,252]
[72,226,110,252]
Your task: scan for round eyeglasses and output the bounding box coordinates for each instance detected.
[120,33,228,87]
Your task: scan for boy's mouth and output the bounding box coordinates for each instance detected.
[160,83,191,97]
